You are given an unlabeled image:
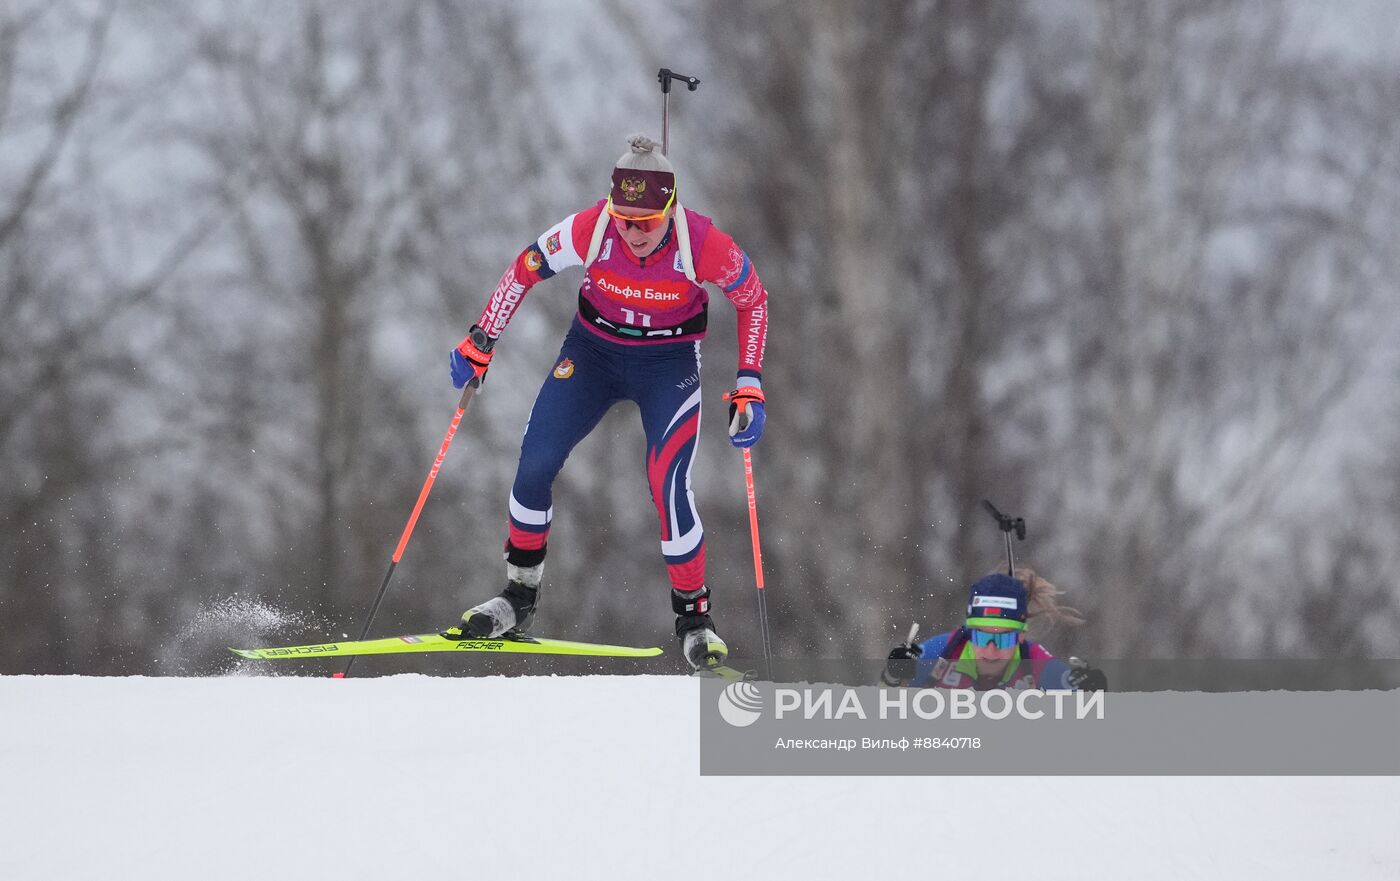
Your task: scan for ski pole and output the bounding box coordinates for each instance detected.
[741,447,775,670]
[657,67,700,156]
[340,381,480,678]
[881,623,922,687]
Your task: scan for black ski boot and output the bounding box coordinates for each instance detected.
[673,586,728,670]
[443,580,537,639]
[443,557,543,640]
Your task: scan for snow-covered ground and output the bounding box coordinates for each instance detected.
[1,675,1396,880]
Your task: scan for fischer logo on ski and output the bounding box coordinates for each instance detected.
[263,645,340,656]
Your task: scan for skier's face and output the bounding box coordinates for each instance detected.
[610,203,673,256]
[970,627,1021,674]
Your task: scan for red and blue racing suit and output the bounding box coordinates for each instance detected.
[472,200,769,592]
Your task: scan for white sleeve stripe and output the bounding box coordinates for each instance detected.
[538,214,583,273]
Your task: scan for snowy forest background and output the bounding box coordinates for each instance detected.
[2,0,1398,675]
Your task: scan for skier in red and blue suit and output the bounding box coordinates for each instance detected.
[442,135,769,670]
[882,570,1107,691]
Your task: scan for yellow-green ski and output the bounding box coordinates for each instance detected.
[230,632,664,661]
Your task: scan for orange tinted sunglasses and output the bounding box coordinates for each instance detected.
[606,192,675,232]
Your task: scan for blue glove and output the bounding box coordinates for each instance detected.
[450,326,494,389]
[724,386,766,448]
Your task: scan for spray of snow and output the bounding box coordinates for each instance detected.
[159,595,332,676]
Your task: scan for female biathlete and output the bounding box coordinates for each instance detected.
[443,135,770,670]
[883,569,1107,691]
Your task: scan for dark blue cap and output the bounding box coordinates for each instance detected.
[965,573,1028,630]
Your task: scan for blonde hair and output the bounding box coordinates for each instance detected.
[615,134,674,174]
[1004,565,1085,629]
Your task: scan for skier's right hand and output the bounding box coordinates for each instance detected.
[881,641,923,686]
[451,325,495,389]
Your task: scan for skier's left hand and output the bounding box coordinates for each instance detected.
[724,385,766,448]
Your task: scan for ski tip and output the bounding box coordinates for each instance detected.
[228,648,260,660]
